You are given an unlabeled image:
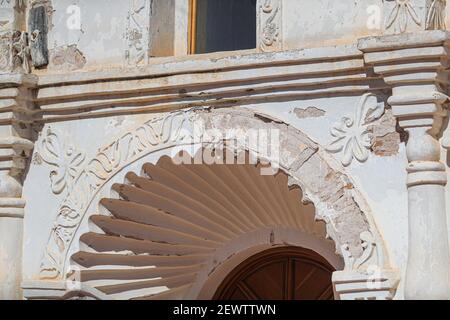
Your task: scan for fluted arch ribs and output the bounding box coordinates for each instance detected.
[38,108,397,300]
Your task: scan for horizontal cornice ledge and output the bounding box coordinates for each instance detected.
[37,45,363,88]
[30,44,389,123]
[0,74,39,88]
[358,30,450,53]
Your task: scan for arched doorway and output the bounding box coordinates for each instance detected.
[37,109,396,300]
[214,247,335,300]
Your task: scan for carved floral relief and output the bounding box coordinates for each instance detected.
[125,0,150,65]
[326,94,386,167]
[39,127,86,195]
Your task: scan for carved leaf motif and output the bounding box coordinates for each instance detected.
[364,105,385,125]
[342,231,378,271]
[326,94,385,167]
[385,0,421,33]
[406,2,421,25]
[386,2,401,29]
[426,0,446,30]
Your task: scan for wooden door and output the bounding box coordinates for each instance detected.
[214,247,335,300]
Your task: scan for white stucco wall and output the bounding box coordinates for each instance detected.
[283,0,383,49]
[15,0,450,300]
[33,0,394,74]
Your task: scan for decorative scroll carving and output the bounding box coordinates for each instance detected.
[426,0,446,30]
[40,111,193,279]
[326,94,385,167]
[0,30,31,73]
[385,0,421,33]
[342,231,380,271]
[125,0,150,65]
[258,0,282,52]
[333,231,398,300]
[39,127,86,195]
[12,30,31,73]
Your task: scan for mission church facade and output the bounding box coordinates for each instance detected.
[0,0,450,300]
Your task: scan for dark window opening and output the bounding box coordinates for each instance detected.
[191,0,257,54]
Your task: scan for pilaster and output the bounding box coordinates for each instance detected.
[0,0,35,300]
[359,30,450,299]
[0,73,35,299]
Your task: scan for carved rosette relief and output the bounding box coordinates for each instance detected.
[39,127,86,195]
[125,0,150,66]
[257,0,282,52]
[326,94,386,167]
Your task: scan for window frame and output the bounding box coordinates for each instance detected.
[188,0,198,54]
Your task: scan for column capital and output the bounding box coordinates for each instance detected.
[0,73,36,216]
[358,30,450,135]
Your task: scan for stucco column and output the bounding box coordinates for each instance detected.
[0,173,26,299]
[0,75,35,299]
[0,1,34,300]
[359,31,450,299]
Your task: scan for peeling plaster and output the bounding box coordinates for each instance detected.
[293,106,326,119]
[50,44,86,71]
[370,109,401,157]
